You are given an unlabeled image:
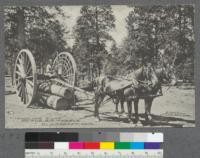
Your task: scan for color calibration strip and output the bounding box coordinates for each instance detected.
[25,132,163,158]
[53,142,162,150]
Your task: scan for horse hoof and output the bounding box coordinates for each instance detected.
[113,113,119,117]
[94,117,101,122]
[114,110,119,113]
[121,113,127,118]
[134,118,139,123]
[145,115,152,122]
[127,118,132,123]
[135,121,142,126]
[148,115,152,121]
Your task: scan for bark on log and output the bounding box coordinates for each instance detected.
[38,93,74,110]
[38,82,74,99]
[51,78,94,97]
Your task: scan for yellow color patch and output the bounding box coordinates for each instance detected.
[100,142,114,149]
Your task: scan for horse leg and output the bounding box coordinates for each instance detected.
[133,98,139,122]
[94,92,105,121]
[144,97,153,121]
[94,95,99,119]
[127,100,132,122]
[114,99,119,113]
[148,98,153,118]
[120,99,125,114]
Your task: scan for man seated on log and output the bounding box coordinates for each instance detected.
[45,59,54,77]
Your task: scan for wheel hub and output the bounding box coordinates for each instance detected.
[20,77,26,85]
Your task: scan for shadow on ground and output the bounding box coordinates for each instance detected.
[86,112,195,127]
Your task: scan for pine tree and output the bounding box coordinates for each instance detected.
[5,7,68,79]
[73,6,115,78]
[121,5,194,80]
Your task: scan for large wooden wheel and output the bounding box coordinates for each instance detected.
[52,52,77,87]
[14,49,37,106]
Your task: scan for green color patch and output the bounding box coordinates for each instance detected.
[114,142,130,149]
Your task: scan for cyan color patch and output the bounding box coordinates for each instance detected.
[130,142,144,149]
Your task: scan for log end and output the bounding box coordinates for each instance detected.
[39,95,75,110]
[57,98,75,110]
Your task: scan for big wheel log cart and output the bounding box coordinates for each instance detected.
[14,49,92,110]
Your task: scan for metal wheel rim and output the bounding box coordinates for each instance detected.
[14,49,37,106]
[53,52,77,87]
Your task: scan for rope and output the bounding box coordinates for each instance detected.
[102,97,113,106]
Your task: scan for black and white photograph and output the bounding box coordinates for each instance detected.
[5,5,195,128]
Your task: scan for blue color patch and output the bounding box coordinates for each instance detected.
[130,142,144,149]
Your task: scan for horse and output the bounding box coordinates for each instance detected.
[123,64,177,123]
[154,64,177,87]
[93,66,152,121]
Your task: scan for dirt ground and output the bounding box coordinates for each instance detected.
[5,80,195,128]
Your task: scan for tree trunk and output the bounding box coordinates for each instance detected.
[17,7,26,49]
[178,6,182,44]
[95,7,100,49]
[95,7,101,77]
[11,8,26,85]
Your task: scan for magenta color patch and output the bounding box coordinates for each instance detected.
[69,142,84,149]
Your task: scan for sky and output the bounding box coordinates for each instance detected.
[59,5,133,47]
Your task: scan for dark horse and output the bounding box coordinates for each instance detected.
[123,64,177,123]
[93,66,154,121]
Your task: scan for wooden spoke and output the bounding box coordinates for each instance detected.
[22,84,26,103]
[16,63,24,74]
[20,83,24,101]
[24,52,28,72]
[66,67,73,74]
[15,71,23,77]
[64,78,72,85]
[26,66,32,76]
[18,83,23,97]
[15,78,21,85]
[26,62,31,74]
[24,87,29,104]
[63,74,75,78]
[18,57,25,73]
[18,56,23,66]
[26,82,33,96]
[17,82,22,90]
[26,76,33,79]
[22,83,24,102]
[26,79,34,87]
[25,53,31,74]
[60,63,67,74]
[21,52,26,73]
[25,54,31,75]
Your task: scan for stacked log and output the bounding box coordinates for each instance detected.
[38,81,74,99]
[37,81,75,110]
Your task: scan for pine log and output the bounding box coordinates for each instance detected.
[38,82,74,99]
[38,93,74,110]
[51,78,94,97]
